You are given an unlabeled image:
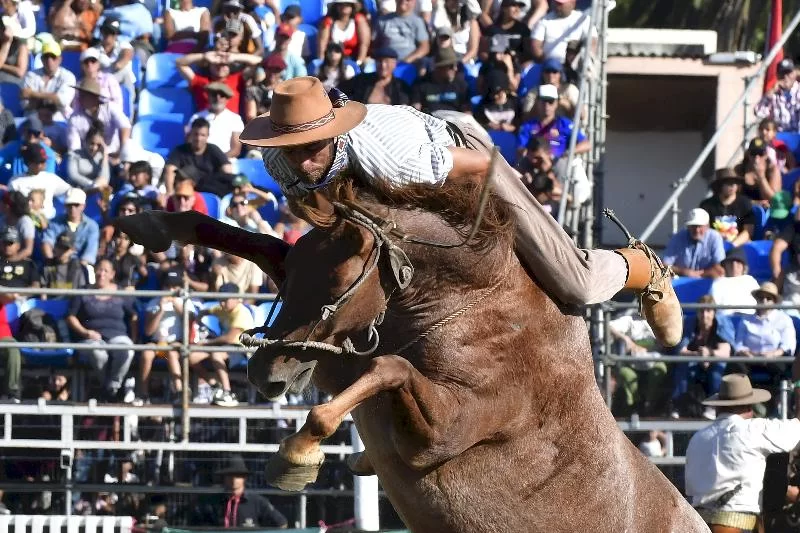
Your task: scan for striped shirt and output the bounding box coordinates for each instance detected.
[754,82,800,132]
[262,104,455,197]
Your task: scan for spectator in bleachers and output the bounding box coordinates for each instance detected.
[78,40,124,114]
[0,191,35,261]
[411,47,471,115]
[21,41,76,122]
[373,0,430,64]
[42,187,100,266]
[211,251,262,297]
[431,0,480,65]
[111,160,161,211]
[735,138,781,206]
[40,230,88,291]
[314,42,356,91]
[219,173,278,216]
[755,58,800,132]
[531,0,595,64]
[759,117,796,174]
[670,295,731,419]
[27,189,48,230]
[163,0,210,54]
[37,102,69,154]
[106,229,145,288]
[772,210,800,305]
[67,125,111,192]
[98,192,139,255]
[273,203,310,244]
[248,0,279,47]
[662,208,725,279]
[186,83,244,158]
[710,247,760,316]
[0,116,58,179]
[477,39,519,93]
[526,172,557,218]
[48,0,102,50]
[520,57,579,121]
[67,257,138,402]
[165,172,210,214]
[8,143,71,220]
[211,0,264,55]
[0,95,17,143]
[0,16,29,86]
[317,0,370,65]
[221,192,277,235]
[67,77,131,165]
[269,23,307,80]
[94,0,154,66]
[516,136,590,207]
[173,243,211,292]
[243,54,286,122]
[339,47,412,105]
[563,39,580,84]
[1,0,36,40]
[481,0,531,65]
[120,141,164,186]
[164,118,233,196]
[699,168,755,247]
[517,84,589,159]
[278,4,307,59]
[476,82,518,133]
[177,50,261,113]
[93,17,135,93]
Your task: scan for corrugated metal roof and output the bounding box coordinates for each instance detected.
[607,28,718,58]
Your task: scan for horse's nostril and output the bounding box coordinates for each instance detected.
[261,381,290,400]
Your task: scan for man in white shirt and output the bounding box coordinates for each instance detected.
[530,0,596,63]
[8,142,71,219]
[686,373,800,531]
[710,247,760,316]
[186,83,244,158]
[21,40,76,121]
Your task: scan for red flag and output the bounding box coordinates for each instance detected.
[764,0,784,94]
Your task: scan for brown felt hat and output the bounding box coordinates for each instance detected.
[710,167,743,190]
[702,374,771,406]
[239,77,367,148]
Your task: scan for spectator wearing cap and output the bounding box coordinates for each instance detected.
[374,0,430,64]
[531,0,596,64]
[77,46,124,114]
[476,82,518,132]
[0,15,29,86]
[0,116,58,180]
[166,172,210,215]
[314,42,356,91]
[0,190,35,261]
[412,47,471,115]
[186,82,245,158]
[48,0,102,49]
[191,454,287,526]
[164,117,233,196]
[662,208,726,279]
[432,0,480,64]
[269,23,307,80]
[8,142,71,220]
[91,17,135,92]
[212,0,264,55]
[755,58,800,132]
[244,54,286,122]
[517,136,590,207]
[517,84,589,159]
[520,56,579,120]
[111,160,162,213]
[221,191,278,236]
[480,0,530,63]
[93,0,154,65]
[734,137,781,206]
[40,230,88,292]
[699,168,756,246]
[219,173,278,217]
[164,0,211,54]
[36,100,70,154]
[318,0,370,64]
[177,50,262,113]
[710,246,760,316]
[477,35,519,93]
[67,78,131,164]
[42,187,100,265]
[67,125,110,192]
[278,5,307,58]
[21,40,76,122]
[339,47,412,105]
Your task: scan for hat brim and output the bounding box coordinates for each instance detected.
[215,468,250,476]
[239,101,367,148]
[72,86,107,100]
[751,289,782,302]
[434,58,458,68]
[702,388,771,406]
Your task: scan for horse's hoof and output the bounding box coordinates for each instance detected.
[347,452,375,476]
[265,453,323,491]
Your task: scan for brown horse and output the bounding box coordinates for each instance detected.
[116,180,708,533]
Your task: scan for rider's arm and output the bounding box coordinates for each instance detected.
[446,147,490,181]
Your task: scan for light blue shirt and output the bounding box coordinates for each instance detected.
[734,311,796,355]
[662,227,726,271]
[43,214,100,265]
[282,54,308,81]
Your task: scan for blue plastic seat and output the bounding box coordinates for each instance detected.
[298,23,319,58]
[61,50,82,78]
[132,113,186,158]
[741,240,774,281]
[751,204,769,240]
[783,167,800,192]
[84,192,104,225]
[138,87,195,120]
[257,301,282,327]
[393,62,417,86]
[488,130,517,165]
[200,192,221,218]
[0,83,22,116]
[20,298,75,367]
[463,61,481,97]
[145,53,188,89]
[121,85,134,120]
[777,131,800,162]
[200,314,221,337]
[237,158,282,195]
[131,54,142,89]
[518,63,543,98]
[672,277,713,306]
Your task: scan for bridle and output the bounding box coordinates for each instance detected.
[239,149,503,357]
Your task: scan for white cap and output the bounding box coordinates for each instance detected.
[80,47,101,62]
[538,84,559,100]
[65,188,87,205]
[120,141,147,163]
[685,207,710,227]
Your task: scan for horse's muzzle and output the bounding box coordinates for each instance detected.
[248,351,317,400]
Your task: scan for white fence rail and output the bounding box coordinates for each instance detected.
[0,516,133,533]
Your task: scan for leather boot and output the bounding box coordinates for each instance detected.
[615,243,683,348]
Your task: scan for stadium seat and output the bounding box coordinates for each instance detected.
[488,130,517,165]
[672,277,712,306]
[84,192,104,225]
[741,240,774,281]
[145,53,188,89]
[783,167,800,192]
[131,54,142,89]
[200,192,221,218]
[20,298,75,367]
[131,113,185,158]
[393,62,417,86]
[138,87,195,120]
[293,1,324,27]
[236,158,281,195]
[777,131,800,162]
[61,50,82,77]
[463,61,481,97]
[121,85,134,120]
[0,83,22,116]
[518,63,543,98]
[751,204,769,240]
[257,301,282,327]
[200,314,221,337]
[298,23,319,58]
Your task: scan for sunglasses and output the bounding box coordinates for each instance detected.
[209,91,229,99]
[231,200,249,207]
[176,194,193,201]
[66,203,83,208]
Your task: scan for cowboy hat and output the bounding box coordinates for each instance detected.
[73,78,106,100]
[752,281,781,302]
[239,77,367,148]
[433,47,459,68]
[702,373,771,406]
[215,454,250,476]
[710,167,743,190]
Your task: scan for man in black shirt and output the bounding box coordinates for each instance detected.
[339,48,411,106]
[162,117,233,197]
[40,231,87,292]
[411,47,471,115]
[482,0,532,64]
[699,168,755,247]
[190,455,288,528]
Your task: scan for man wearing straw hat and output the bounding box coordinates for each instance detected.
[685,374,800,532]
[66,78,130,163]
[239,77,683,347]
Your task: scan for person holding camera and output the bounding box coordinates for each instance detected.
[735,138,781,207]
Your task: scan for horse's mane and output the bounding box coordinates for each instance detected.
[289,174,514,253]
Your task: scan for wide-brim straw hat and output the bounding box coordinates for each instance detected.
[702,373,771,406]
[751,281,782,303]
[239,77,367,148]
[72,78,106,100]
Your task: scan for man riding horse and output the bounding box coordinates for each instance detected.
[240,76,681,348]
